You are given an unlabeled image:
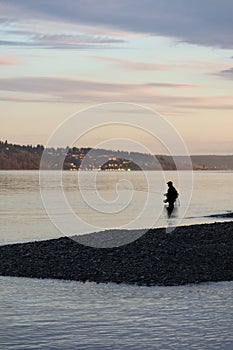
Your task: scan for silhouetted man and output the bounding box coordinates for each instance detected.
[164,181,179,216]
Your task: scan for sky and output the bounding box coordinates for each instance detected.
[0,0,233,154]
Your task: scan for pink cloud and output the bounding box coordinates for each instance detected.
[94,56,230,75]
[94,56,178,71]
[0,77,232,110]
[0,55,22,66]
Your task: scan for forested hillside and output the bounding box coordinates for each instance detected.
[0,141,233,170]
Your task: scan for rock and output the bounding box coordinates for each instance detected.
[0,221,232,286]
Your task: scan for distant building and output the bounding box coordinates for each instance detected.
[101,158,141,171]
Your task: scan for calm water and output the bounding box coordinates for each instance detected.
[0,170,233,245]
[1,171,233,349]
[0,277,232,350]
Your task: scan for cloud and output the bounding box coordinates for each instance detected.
[95,57,181,71]
[34,33,126,49]
[218,67,233,79]
[0,0,233,49]
[96,57,230,76]
[0,76,232,110]
[0,77,198,96]
[0,28,126,49]
[145,82,198,89]
[0,55,21,65]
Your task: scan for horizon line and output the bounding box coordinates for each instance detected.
[1,140,233,157]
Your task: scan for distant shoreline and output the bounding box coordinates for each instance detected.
[1,169,233,172]
[0,221,232,287]
[1,141,233,170]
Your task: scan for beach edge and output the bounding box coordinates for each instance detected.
[0,221,232,286]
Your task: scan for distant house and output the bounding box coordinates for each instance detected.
[101,158,141,171]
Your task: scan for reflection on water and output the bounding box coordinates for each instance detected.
[165,207,180,232]
[1,170,233,245]
[0,276,232,350]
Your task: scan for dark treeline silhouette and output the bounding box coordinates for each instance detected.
[0,141,44,170]
[0,141,233,170]
[0,141,176,170]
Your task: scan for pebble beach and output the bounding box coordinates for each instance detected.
[0,221,232,286]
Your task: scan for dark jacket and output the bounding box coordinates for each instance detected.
[166,186,178,204]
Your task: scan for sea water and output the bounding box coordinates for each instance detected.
[1,171,233,349]
[0,277,232,350]
[0,170,233,245]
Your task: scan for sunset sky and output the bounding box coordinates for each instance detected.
[0,0,233,154]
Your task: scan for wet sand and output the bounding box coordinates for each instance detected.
[0,221,232,286]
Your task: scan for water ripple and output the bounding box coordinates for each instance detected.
[0,277,232,349]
